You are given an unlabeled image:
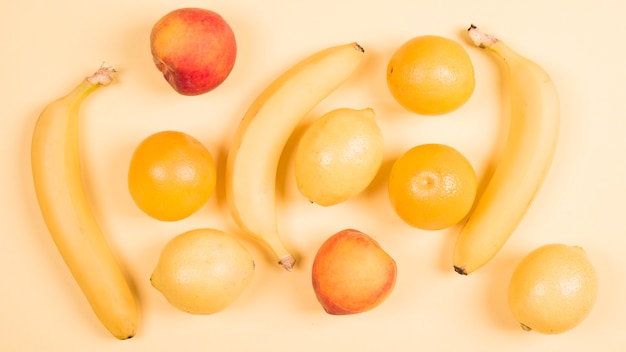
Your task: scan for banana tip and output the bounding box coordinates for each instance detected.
[453,266,468,276]
[352,42,365,53]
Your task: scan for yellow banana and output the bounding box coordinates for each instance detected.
[31,67,138,339]
[453,26,560,275]
[225,42,366,271]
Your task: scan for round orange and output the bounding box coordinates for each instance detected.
[388,143,477,230]
[387,35,475,115]
[128,130,216,221]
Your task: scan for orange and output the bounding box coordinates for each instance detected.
[128,130,216,221]
[387,35,475,115]
[388,143,477,230]
[508,244,599,334]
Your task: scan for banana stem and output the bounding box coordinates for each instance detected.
[279,254,296,271]
[467,24,498,48]
[468,25,519,65]
[62,67,116,113]
[86,66,116,86]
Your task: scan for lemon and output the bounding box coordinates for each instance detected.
[387,35,475,115]
[388,143,477,230]
[294,108,384,206]
[150,228,255,315]
[128,130,217,221]
[508,244,599,334]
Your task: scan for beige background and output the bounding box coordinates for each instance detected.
[2,0,624,351]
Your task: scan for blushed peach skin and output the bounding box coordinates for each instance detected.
[150,8,237,96]
[312,229,397,315]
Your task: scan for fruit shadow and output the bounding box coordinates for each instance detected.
[426,29,524,332]
[457,26,511,200]
[480,248,530,332]
[117,17,176,96]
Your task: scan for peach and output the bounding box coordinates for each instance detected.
[150,8,237,96]
[311,229,397,315]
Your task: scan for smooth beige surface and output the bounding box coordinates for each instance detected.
[2,0,625,350]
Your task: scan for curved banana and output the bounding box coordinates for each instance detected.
[31,67,138,339]
[453,26,560,275]
[225,42,366,271]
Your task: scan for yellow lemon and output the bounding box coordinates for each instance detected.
[388,143,477,230]
[295,108,384,206]
[387,35,475,115]
[150,228,255,315]
[128,130,216,221]
[508,244,599,334]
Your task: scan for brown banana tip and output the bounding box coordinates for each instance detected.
[454,266,468,275]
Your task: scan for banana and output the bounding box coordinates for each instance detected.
[31,67,138,339]
[225,42,366,271]
[453,26,560,275]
